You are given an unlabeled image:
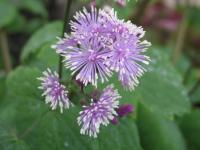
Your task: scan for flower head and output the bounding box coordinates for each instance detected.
[77,84,121,138]
[38,69,71,113]
[70,7,104,42]
[63,39,112,86]
[106,37,151,90]
[70,7,118,48]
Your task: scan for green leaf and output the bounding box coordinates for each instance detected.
[20,21,63,62]
[0,0,47,18]
[28,43,59,71]
[6,67,41,100]
[6,13,26,33]
[0,67,142,150]
[0,2,17,29]
[98,117,142,150]
[179,110,200,150]
[0,123,30,150]
[19,0,48,18]
[138,49,190,116]
[137,104,187,150]
[24,18,45,34]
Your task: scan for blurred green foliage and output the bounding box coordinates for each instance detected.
[21,21,62,62]
[0,0,47,34]
[179,110,200,150]
[137,104,187,150]
[0,2,17,29]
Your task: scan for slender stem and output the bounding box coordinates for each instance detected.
[171,4,189,64]
[192,102,200,109]
[129,0,150,24]
[183,64,192,85]
[58,0,73,79]
[188,79,200,96]
[0,31,12,74]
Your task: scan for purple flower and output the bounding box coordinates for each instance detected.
[115,0,129,7]
[70,7,118,48]
[70,7,103,42]
[63,39,112,86]
[51,33,78,54]
[38,69,71,113]
[77,84,121,138]
[117,104,134,117]
[106,38,151,90]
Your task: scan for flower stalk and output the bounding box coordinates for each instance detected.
[188,79,200,96]
[172,2,189,64]
[58,0,73,79]
[0,31,12,74]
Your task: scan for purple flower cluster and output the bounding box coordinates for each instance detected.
[78,84,121,137]
[53,7,151,91]
[38,69,71,113]
[38,69,122,138]
[38,6,150,138]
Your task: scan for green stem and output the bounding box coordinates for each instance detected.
[183,64,192,85]
[172,5,189,64]
[58,0,73,79]
[188,79,200,96]
[0,31,12,74]
[129,0,150,24]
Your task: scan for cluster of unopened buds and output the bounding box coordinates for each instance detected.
[38,6,151,138]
